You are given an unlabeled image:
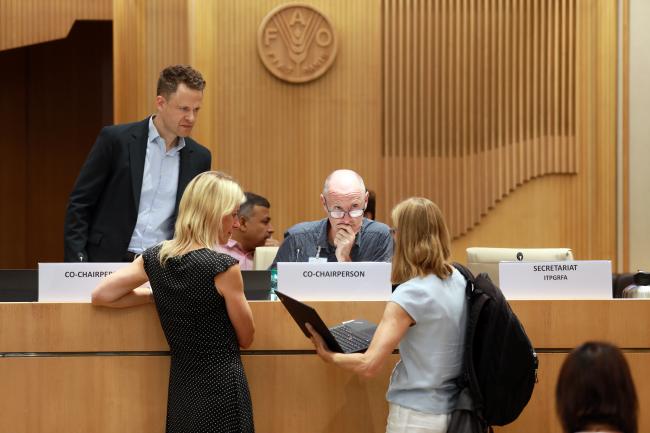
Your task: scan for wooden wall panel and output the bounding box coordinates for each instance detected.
[7,300,650,353]
[3,301,650,433]
[620,0,629,272]
[0,355,398,433]
[112,0,618,262]
[384,0,617,264]
[0,357,170,433]
[113,0,191,124]
[114,0,382,233]
[0,0,111,51]
[0,0,617,268]
[7,353,650,433]
[187,0,382,236]
[384,0,578,238]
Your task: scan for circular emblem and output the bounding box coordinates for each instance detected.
[257,3,338,83]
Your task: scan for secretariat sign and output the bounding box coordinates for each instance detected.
[499,260,612,300]
[277,262,391,301]
[257,3,338,83]
[39,263,131,302]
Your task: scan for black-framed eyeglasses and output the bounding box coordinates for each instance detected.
[323,197,365,219]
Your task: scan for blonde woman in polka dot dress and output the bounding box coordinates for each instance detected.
[93,171,255,433]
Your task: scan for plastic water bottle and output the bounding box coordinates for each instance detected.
[269,268,278,301]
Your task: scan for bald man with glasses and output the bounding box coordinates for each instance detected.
[270,169,393,268]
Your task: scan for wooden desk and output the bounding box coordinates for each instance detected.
[1,300,649,433]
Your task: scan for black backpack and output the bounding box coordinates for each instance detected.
[451,263,538,431]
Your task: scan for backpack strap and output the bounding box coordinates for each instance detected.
[452,262,474,298]
[451,262,474,389]
[453,262,490,416]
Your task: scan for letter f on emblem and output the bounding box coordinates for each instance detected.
[264,28,278,46]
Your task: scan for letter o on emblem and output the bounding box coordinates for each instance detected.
[257,3,338,83]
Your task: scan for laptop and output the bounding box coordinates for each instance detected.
[242,270,272,301]
[275,290,377,353]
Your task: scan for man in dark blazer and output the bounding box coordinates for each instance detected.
[64,65,212,262]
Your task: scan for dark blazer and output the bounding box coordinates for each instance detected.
[64,117,212,262]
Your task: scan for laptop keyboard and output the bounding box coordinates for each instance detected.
[330,324,372,353]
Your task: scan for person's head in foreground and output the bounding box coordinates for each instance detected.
[160,171,244,264]
[556,341,638,433]
[391,196,452,283]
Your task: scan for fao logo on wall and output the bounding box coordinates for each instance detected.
[257,3,338,83]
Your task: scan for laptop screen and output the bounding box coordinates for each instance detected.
[275,290,343,352]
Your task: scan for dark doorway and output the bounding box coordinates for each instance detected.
[0,20,113,268]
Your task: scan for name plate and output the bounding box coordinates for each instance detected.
[498,260,612,300]
[39,263,130,302]
[277,262,392,301]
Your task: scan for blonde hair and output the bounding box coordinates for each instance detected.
[159,171,244,265]
[390,197,452,284]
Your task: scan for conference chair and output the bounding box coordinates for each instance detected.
[253,246,280,270]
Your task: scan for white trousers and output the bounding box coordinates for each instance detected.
[385,403,450,433]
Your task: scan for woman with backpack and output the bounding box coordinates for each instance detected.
[307,197,468,433]
[556,341,638,433]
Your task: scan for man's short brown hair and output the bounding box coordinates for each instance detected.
[156,65,206,98]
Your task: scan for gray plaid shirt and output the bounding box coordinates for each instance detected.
[270,218,393,269]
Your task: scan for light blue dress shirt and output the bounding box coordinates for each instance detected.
[386,268,468,414]
[127,116,185,254]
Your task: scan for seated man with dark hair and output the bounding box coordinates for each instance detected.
[217,192,279,270]
[271,169,392,268]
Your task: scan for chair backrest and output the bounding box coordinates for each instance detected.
[253,246,280,270]
[466,247,574,286]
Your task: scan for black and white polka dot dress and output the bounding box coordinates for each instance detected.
[143,245,254,433]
